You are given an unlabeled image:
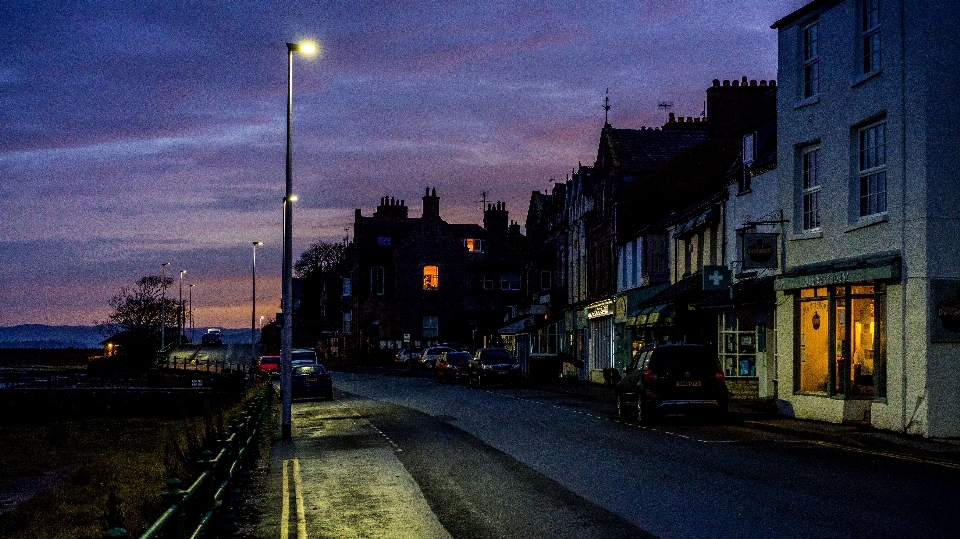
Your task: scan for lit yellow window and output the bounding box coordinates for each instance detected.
[423,265,439,290]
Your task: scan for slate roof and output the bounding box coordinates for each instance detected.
[602,126,710,176]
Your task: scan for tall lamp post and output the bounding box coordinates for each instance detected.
[282,40,316,440]
[178,270,186,346]
[252,241,263,375]
[189,283,195,342]
[161,262,170,350]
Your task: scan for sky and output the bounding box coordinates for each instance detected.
[0,0,809,329]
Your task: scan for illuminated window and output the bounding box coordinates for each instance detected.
[423,266,439,290]
[463,238,483,253]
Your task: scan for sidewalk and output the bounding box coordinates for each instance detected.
[255,399,452,539]
[528,376,960,467]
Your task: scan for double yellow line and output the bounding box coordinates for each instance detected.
[281,459,307,538]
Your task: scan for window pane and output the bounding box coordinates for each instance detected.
[423,266,438,290]
[799,298,830,393]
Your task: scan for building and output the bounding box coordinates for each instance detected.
[772,0,960,436]
[345,188,524,359]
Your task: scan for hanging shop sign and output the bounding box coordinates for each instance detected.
[742,233,778,269]
[586,300,614,319]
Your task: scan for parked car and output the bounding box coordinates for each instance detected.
[417,346,453,369]
[468,348,522,388]
[201,328,222,346]
[291,363,333,400]
[614,343,729,424]
[292,349,319,364]
[435,351,472,383]
[257,355,280,378]
[395,346,423,365]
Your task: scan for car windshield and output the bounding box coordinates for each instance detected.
[480,349,512,363]
[295,365,326,375]
[260,357,279,365]
[292,351,316,362]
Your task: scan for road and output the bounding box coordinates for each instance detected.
[276,369,960,538]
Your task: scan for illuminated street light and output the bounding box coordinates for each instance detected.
[161,262,170,350]
[252,241,263,377]
[282,40,316,440]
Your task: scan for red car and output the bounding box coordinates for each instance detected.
[435,351,472,383]
[257,355,280,378]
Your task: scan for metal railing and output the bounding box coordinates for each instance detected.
[103,386,273,539]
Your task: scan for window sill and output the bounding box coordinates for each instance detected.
[845,213,888,232]
[791,230,823,241]
[851,69,882,88]
[794,95,820,109]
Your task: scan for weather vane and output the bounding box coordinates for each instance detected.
[603,88,611,124]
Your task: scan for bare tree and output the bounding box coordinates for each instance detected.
[294,241,345,279]
[96,275,177,360]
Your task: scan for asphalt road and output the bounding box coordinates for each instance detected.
[326,370,960,539]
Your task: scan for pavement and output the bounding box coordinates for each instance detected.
[253,368,960,538]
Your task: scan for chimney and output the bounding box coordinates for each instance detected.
[706,76,777,138]
[484,201,509,238]
[374,195,409,219]
[422,187,440,220]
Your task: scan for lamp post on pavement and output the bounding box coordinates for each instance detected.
[282,40,317,440]
[161,262,170,350]
[178,270,186,347]
[252,241,263,375]
[189,283,195,342]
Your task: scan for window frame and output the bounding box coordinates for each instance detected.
[801,146,822,231]
[857,121,887,217]
[802,21,820,99]
[370,266,385,296]
[861,0,881,75]
[423,265,439,290]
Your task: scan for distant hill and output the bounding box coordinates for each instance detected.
[0,325,252,349]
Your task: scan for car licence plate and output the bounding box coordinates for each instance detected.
[305,377,318,382]
[675,380,701,387]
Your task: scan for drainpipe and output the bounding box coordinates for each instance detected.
[899,0,908,433]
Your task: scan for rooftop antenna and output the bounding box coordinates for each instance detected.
[343,226,350,245]
[603,88,611,124]
[658,101,673,124]
[474,191,489,219]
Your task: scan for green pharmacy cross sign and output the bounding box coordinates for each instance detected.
[702,265,731,291]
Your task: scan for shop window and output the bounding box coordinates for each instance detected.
[795,284,885,397]
[423,265,438,290]
[719,311,758,377]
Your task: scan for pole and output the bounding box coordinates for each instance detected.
[178,270,186,347]
[252,241,262,377]
[189,284,195,342]
[281,44,295,440]
[161,262,170,351]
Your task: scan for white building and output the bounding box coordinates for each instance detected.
[772,0,960,437]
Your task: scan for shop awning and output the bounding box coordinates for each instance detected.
[631,302,676,327]
[673,206,719,236]
[497,315,534,335]
[774,251,901,291]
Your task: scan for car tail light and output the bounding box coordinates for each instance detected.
[643,369,658,384]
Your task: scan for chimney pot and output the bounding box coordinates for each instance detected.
[712,79,720,87]
[669,112,675,122]
[742,76,748,85]
[723,79,730,86]
[759,80,767,86]
[750,79,757,86]
[732,79,739,87]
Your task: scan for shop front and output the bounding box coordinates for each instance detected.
[585,299,614,383]
[774,255,899,424]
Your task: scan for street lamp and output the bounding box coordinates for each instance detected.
[282,40,316,440]
[161,262,170,350]
[179,270,186,347]
[252,241,263,374]
[189,283,196,342]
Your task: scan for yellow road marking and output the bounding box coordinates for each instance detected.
[281,459,308,538]
[811,440,960,469]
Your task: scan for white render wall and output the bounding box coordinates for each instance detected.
[774,0,960,437]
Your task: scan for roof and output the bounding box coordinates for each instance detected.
[602,126,709,176]
[618,136,741,238]
[771,0,843,29]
